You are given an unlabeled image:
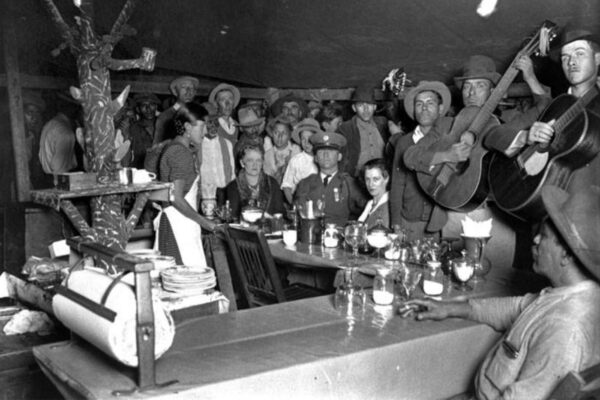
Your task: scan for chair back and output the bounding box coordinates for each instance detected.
[225,225,286,307]
[547,362,600,400]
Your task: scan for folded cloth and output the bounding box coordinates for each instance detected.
[461,216,492,237]
[3,310,54,336]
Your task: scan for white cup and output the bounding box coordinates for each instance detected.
[132,169,156,184]
[282,229,298,247]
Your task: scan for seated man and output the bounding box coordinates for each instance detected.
[405,186,600,399]
[294,131,367,226]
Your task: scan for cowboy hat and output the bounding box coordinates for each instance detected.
[237,107,265,128]
[403,80,452,120]
[291,118,322,144]
[453,55,501,89]
[542,185,600,281]
[209,83,241,109]
[169,76,199,96]
[351,85,376,104]
[269,93,310,119]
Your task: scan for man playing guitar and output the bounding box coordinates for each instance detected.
[486,29,600,194]
[404,54,549,242]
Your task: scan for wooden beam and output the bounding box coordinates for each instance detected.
[3,2,31,202]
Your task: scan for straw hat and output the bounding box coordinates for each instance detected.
[291,118,322,143]
[453,55,501,89]
[237,107,265,127]
[209,83,241,109]
[169,76,199,96]
[542,185,600,280]
[403,80,452,120]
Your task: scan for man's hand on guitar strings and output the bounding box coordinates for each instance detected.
[527,119,555,146]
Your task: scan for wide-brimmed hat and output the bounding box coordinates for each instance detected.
[351,85,376,104]
[169,76,199,96]
[453,55,501,89]
[265,115,294,137]
[133,92,160,106]
[269,93,310,119]
[291,118,322,144]
[22,90,45,111]
[237,107,265,127]
[309,131,347,152]
[542,185,600,281]
[551,28,600,60]
[403,80,452,120]
[209,83,241,109]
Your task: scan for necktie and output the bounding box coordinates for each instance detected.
[323,174,331,187]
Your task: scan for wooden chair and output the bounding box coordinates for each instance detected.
[224,225,326,308]
[547,362,600,400]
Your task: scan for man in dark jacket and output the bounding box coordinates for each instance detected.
[337,85,399,177]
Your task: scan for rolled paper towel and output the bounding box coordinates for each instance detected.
[461,216,493,237]
[52,268,175,367]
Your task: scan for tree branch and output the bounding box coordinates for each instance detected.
[59,200,97,240]
[41,0,74,45]
[125,191,151,235]
[110,0,138,40]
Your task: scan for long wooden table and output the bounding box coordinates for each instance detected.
[33,264,546,399]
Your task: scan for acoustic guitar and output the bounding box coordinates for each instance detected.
[488,88,600,221]
[416,21,558,212]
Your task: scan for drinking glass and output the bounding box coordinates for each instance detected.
[452,249,475,291]
[334,265,366,322]
[462,235,492,283]
[344,221,367,266]
[399,266,423,300]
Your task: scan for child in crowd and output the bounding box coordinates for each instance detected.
[281,118,321,204]
[316,101,344,132]
[263,115,300,184]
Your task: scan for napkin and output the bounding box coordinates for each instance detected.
[461,216,492,237]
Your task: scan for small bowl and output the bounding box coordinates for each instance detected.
[242,209,263,223]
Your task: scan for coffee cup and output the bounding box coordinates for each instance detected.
[132,169,156,184]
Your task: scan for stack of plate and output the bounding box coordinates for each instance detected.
[160,266,216,295]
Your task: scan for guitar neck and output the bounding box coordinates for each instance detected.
[554,87,599,133]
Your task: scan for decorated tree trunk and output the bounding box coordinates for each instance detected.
[42,0,156,254]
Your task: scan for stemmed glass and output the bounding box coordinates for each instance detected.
[462,235,492,283]
[344,221,367,267]
[453,249,475,291]
[399,266,423,300]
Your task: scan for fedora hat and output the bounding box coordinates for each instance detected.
[169,76,199,96]
[453,55,501,89]
[309,131,347,152]
[291,118,322,144]
[237,107,265,128]
[269,93,310,119]
[351,85,376,104]
[209,83,241,109]
[133,92,160,106]
[403,80,452,120]
[542,185,600,281]
[550,28,600,60]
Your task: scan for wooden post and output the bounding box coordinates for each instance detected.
[3,1,31,202]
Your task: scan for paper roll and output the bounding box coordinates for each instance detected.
[52,269,175,367]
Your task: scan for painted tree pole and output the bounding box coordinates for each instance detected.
[42,0,156,253]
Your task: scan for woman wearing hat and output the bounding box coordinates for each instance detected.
[154,102,213,269]
[219,144,285,220]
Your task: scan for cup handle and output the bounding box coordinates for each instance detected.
[148,172,156,180]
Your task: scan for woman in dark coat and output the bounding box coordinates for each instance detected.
[220,144,285,220]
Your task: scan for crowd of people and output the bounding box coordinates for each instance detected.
[17,25,600,399]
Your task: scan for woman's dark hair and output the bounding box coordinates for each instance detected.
[362,158,389,179]
[238,143,264,164]
[173,102,208,136]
